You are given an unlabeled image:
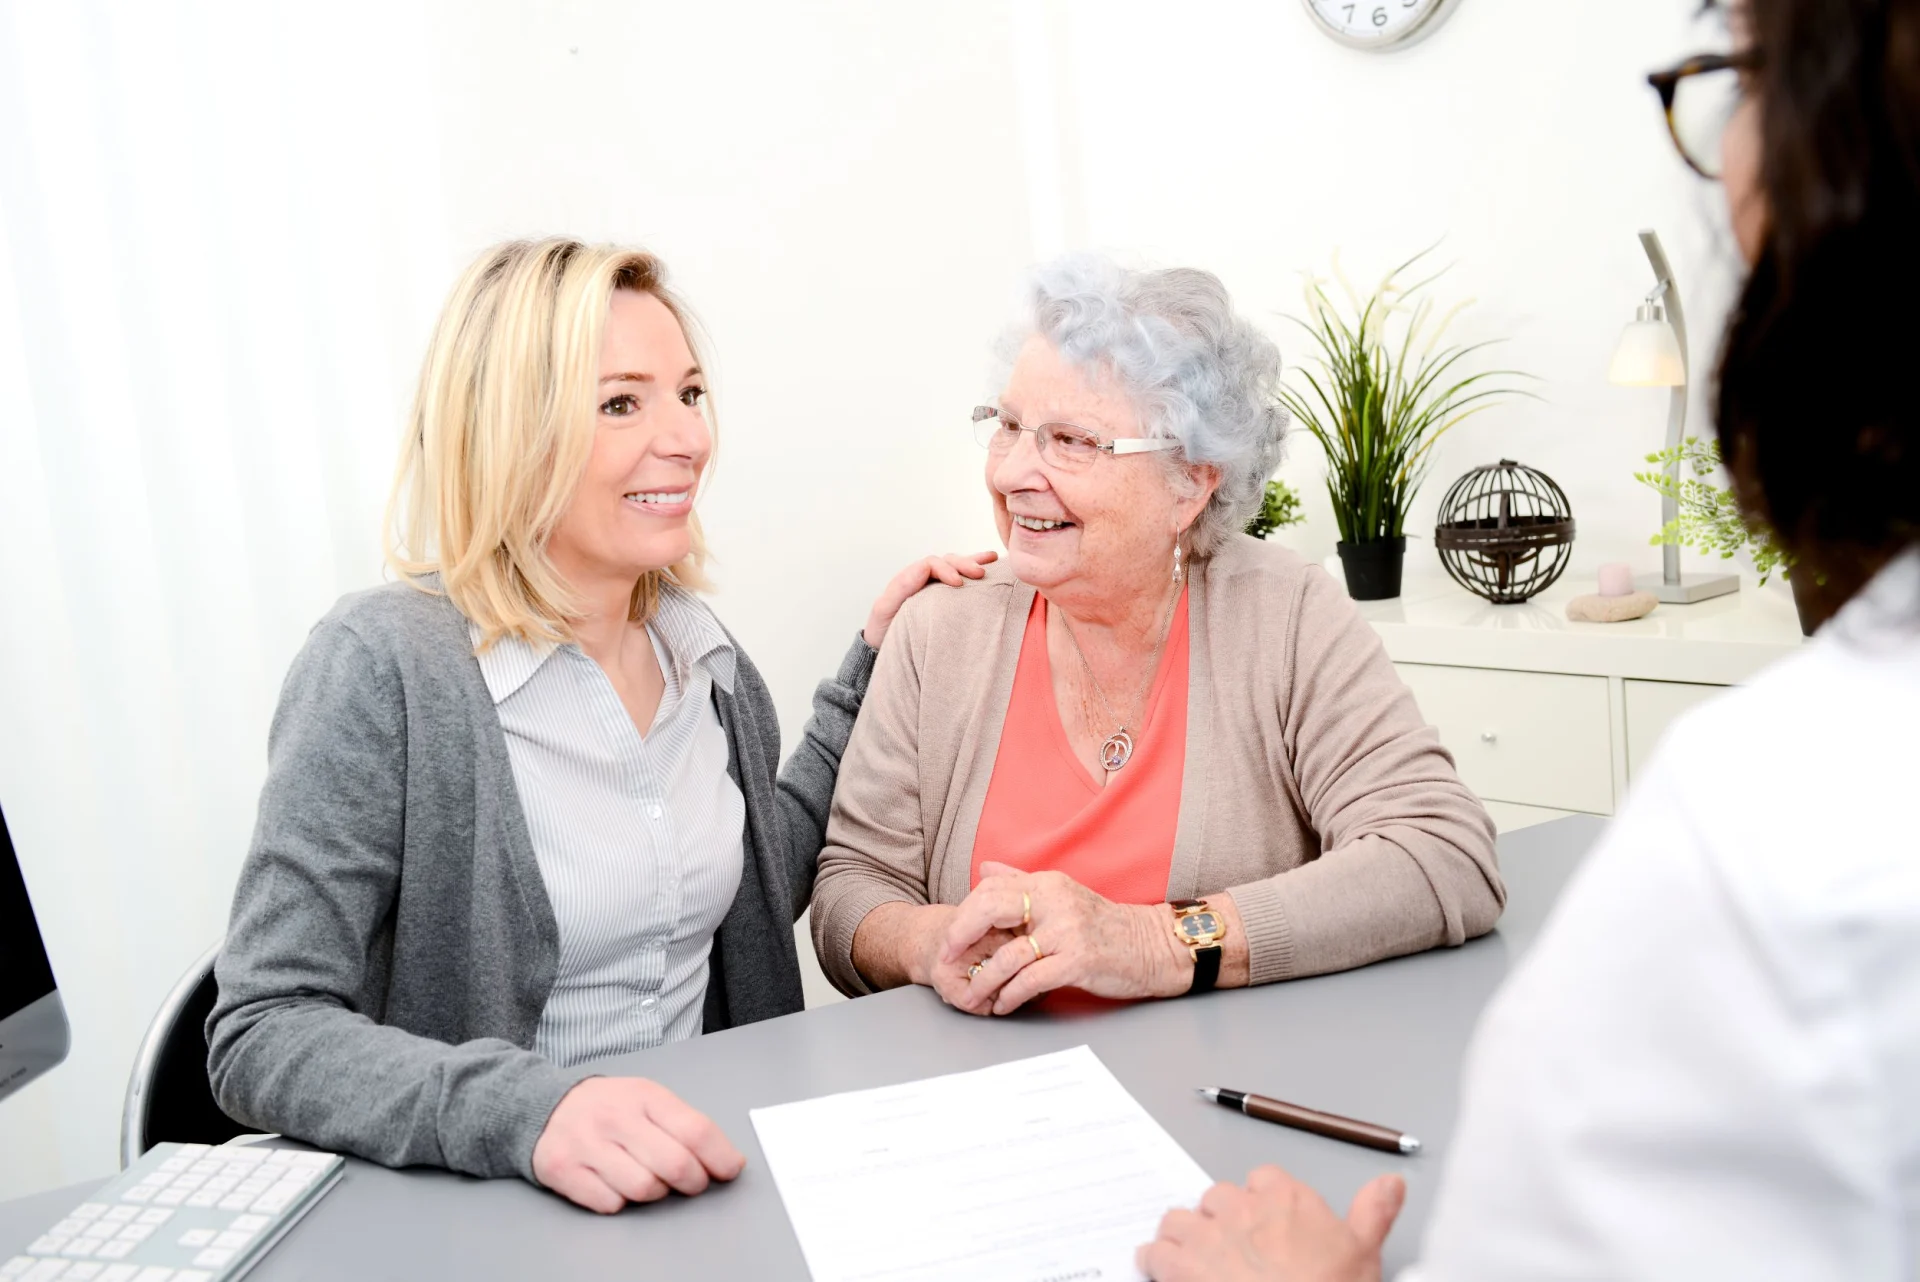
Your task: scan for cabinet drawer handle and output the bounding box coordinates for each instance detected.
[1479,731,1498,744]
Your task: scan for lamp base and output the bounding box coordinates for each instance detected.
[1635,572,1741,604]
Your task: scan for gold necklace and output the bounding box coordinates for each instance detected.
[1058,584,1180,771]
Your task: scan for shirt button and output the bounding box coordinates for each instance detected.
[640,996,657,1010]
[648,805,662,820]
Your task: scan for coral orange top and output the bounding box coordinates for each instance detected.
[970,587,1189,903]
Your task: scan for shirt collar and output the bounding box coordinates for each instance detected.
[651,582,738,696]
[1831,545,1920,651]
[467,583,736,706]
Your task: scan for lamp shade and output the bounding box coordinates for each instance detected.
[1608,311,1685,387]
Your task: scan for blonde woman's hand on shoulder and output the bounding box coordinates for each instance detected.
[531,1077,745,1213]
[862,551,998,649]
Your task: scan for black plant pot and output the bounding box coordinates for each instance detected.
[1336,537,1407,601]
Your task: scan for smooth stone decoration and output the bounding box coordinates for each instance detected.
[1566,590,1658,623]
[1597,562,1635,598]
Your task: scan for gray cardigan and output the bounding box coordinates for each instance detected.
[206,581,874,1183]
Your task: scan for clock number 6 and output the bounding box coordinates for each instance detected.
[1373,5,1388,23]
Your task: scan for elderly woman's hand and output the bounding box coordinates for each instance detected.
[1136,1166,1405,1282]
[937,861,1192,1015]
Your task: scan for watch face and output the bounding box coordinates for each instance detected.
[1177,912,1220,941]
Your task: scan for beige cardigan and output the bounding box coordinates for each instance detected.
[811,535,1504,996]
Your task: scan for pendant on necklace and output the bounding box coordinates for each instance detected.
[1100,729,1135,772]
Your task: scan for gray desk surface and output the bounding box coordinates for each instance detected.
[2,816,1600,1278]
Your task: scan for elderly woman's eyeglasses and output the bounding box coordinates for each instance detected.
[1647,52,1756,180]
[971,406,1178,470]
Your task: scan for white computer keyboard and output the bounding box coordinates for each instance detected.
[2,1141,343,1282]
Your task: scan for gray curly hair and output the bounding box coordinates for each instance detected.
[994,253,1288,555]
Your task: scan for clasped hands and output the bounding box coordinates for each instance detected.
[916,861,1195,1016]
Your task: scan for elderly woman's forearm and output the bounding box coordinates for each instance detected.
[850,902,954,991]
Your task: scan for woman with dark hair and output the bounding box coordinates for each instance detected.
[1137,1,1920,1277]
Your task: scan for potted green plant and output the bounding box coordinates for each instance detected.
[1243,478,1306,540]
[1280,250,1531,599]
[1633,436,1822,633]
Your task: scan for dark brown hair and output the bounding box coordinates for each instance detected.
[1712,0,1920,600]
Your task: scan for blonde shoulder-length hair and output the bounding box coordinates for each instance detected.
[386,238,715,648]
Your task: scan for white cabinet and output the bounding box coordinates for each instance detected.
[1394,663,1615,813]
[1354,574,1806,817]
[1624,679,1726,780]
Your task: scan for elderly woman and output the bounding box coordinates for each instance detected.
[811,256,1503,1013]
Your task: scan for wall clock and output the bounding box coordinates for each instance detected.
[1300,0,1463,51]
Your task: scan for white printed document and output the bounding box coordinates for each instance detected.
[749,1045,1213,1282]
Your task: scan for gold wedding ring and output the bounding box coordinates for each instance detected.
[968,962,984,980]
[1021,891,1032,932]
[1026,934,1043,961]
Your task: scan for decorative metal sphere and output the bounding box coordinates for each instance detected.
[1433,459,1576,603]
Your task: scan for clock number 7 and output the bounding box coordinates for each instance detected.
[1342,3,1355,19]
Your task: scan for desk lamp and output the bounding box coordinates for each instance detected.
[1607,228,1740,603]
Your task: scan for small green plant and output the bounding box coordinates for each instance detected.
[1634,436,1793,584]
[1280,247,1533,546]
[1244,478,1306,539]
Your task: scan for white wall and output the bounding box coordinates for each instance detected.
[1045,0,1746,583]
[1,0,1741,1200]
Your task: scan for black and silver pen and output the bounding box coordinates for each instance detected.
[1199,1086,1421,1155]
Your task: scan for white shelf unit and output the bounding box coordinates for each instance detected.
[1352,573,1808,824]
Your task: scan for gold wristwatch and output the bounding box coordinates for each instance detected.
[1170,899,1225,994]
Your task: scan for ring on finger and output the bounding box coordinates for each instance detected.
[1021,891,1032,932]
[967,962,984,979]
[1026,934,1043,961]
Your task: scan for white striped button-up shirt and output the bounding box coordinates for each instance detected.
[473,586,745,1068]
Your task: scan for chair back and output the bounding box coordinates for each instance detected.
[120,941,249,1166]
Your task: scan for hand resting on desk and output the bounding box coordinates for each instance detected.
[532,1077,746,1213]
[1137,1164,1404,1282]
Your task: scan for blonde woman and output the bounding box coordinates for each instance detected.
[207,239,991,1212]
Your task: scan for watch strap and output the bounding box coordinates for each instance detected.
[1189,943,1222,995]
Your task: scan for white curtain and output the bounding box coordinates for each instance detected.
[0,0,451,1195]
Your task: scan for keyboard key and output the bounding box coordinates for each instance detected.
[171,1177,204,1192]
[228,1216,267,1232]
[151,1192,186,1208]
[155,1158,189,1174]
[178,1144,211,1157]
[288,1151,334,1168]
[45,1226,83,1241]
[130,1270,176,1282]
[190,1250,233,1269]
[173,1275,211,1282]
[24,1239,65,1257]
[211,1232,252,1250]
[68,1208,105,1224]
[116,1190,151,1206]
[247,1192,292,1215]
[111,1227,150,1244]
[182,1194,217,1210]
[63,1268,103,1281]
[89,1246,133,1263]
[133,1212,171,1227]
[22,1262,69,1282]
[174,1233,212,1249]
[186,1162,220,1177]
[1,1259,33,1277]
[96,1269,138,1282]
[57,1242,95,1258]
[215,1196,251,1213]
